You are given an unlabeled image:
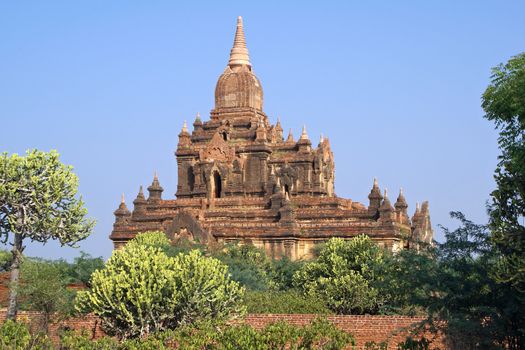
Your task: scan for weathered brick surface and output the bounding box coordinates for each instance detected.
[0,310,444,349]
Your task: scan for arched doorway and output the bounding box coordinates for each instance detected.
[284,184,290,197]
[211,171,222,199]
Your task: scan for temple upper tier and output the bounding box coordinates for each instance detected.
[109,17,433,259]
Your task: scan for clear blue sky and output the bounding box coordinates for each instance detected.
[1,1,524,260]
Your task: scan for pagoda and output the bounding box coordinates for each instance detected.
[109,17,433,259]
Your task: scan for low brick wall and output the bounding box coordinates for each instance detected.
[0,310,443,349]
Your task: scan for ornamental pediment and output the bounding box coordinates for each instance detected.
[199,132,235,163]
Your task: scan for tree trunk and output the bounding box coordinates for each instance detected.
[6,233,23,321]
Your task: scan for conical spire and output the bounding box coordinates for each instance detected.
[368,178,382,200]
[380,189,393,210]
[275,117,282,130]
[286,128,294,142]
[148,172,164,201]
[134,186,146,202]
[114,193,131,222]
[395,188,408,209]
[300,125,309,140]
[195,112,201,123]
[228,16,251,68]
[182,120,188,133]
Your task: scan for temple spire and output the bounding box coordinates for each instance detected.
[228,16,251,68]
[300,125,309,140]
[286,128,294,143]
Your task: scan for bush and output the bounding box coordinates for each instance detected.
[244,290,331,314]
[214,243,274,291]
[59,318,354,350]
[293,236,386,314]
[76,245,244,339]
[19,259,76,333]
[0,320,52,350]
[129,231,171,249]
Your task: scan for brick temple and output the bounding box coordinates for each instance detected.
[109,17,433,259]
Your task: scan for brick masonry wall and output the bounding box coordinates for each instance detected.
[0,310,444,349]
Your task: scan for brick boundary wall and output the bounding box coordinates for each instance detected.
[0,310,444,349]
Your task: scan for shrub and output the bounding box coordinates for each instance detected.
[76,245,244,339]
[215,243,273,291]
[19,259,76,332]
[129,231,171,249]
[244,290,331,314]
[293,236,386,314]
[58,318,353,350]
[0,320,52,350]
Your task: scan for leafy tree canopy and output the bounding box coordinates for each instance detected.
[482,52,525,293]
[0,150,94,320]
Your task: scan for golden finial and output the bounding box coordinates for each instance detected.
[121,193,125,204]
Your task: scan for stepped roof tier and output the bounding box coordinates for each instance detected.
[109,17,433,259]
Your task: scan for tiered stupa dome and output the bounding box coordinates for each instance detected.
[214,16,263,111]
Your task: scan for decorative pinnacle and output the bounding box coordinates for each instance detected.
[320,133,324,143]
[121,193,125,204]
[384,188,388,199]
[154,171,158,181]
[300,125,309,140]
[195,112,201,122]
[276,117,282,129]
[228,16,251,68]
[373,178,379,188]
[287,128,294,142]
[182,120,188,133]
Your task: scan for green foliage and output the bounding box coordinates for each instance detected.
[59,318,353,350]
[129,231,171,249]
[482,52,525,295]
[0,320,31,350]
[244,290,331,314]
[66,252,105,287]
[19,259,76,332]
[60,330,119,350]
[364,341,388,350]
[170,249,246,326]
[0,150,95,319]
[0,320,52,350]
[298,317,355,350]
[384,212,524,348]
[76,245,244,339]
[215,243,274,291]
[270,256,304,291]
[0,249,11,272]
[0,149,95,246]
[396,337,430,350]
[293,236,386,314]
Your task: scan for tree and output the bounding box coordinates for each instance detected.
[18,259,75,334]
[385,212,525,348]
[293,236,386,314]
[0,150,94,320]
[65,251,105,288]
[76,244,245,339]
[214,243,274,291]
[482,52,525,294]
